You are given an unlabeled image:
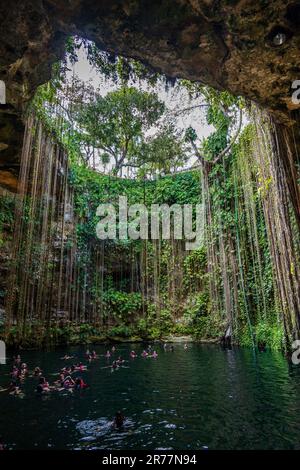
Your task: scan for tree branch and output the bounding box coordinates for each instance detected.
[170,103,209,117]
[212,108,243,165]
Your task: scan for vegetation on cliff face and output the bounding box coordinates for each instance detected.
[1,38,300,352]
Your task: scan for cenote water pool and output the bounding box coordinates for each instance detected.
[1,343,300,450]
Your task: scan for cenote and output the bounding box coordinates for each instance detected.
[2,1,300,454]
[1,343,300,450]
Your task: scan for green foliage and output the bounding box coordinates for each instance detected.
[81,37,161,86]
[22,36,285,352]
[138,123,189,176]
[76,86,167,174]
[255,321,284,350]
[184,292,210,320]
[69,163,202,246]
[0,194,15,247]
[234,324,253,348]
[102,289,143,322]
[192,316,224,340]
[183,247,207,288]
[31,42,190,177]
[106,325,133,338]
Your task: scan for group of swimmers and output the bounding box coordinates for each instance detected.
[5,345,161,395]
[0,354,90,397]
[1,342,186,396]
[8,356,28,396]
[0,343,190,449]
[100,344,160,370]
[104,345,158,360]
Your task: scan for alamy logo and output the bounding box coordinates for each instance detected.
[291,80,300,105]
[0,80,6,104]
[291,340,300,365]
[96,196,205,250]
[0,340,6,365]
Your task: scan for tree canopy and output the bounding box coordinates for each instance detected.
[74,86,189,175]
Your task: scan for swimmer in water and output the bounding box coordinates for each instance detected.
[74,362,87,371]
[61,355,74,360]
[116,356,125,365]
[54,372,66,387]
[111,346,116,353]
[74,377,88,391]
[152,351,158,358]
[34,367,42,377]
[19,365,28,382]
[141,350,148,358]
[184,343,188,350]
[14,355,21,365]
[20,363,28,375]
[62,376,75,389]
[105,350,111,359]
[11,366,19,380]
[92,350,98,359]
[36,377,51,393]
[114,411,125,428]
[130,351,137,359]
[111,361,118,370]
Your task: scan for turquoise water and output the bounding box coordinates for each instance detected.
[0,343,300,450]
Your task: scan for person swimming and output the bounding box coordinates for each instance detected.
[54,372,66,387]
[116,356,125,365]
[36,377,51,394]
[14,355,21,365]
[62,376,75,389]
[152,351,158,358]
[19,366,28,382]
[74,377,88,391]
[130,351,137,359]
[34,367,42,377]
[92,351,98,359]
[74,363,86,371]
[111,346,116,353]
[11,366,19,380]
[111,360,118,370]
[114,411,125,428]
[20,363,28,377]
[105,350,111,359]
[61,355,74,360]
[141,350,148,357]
